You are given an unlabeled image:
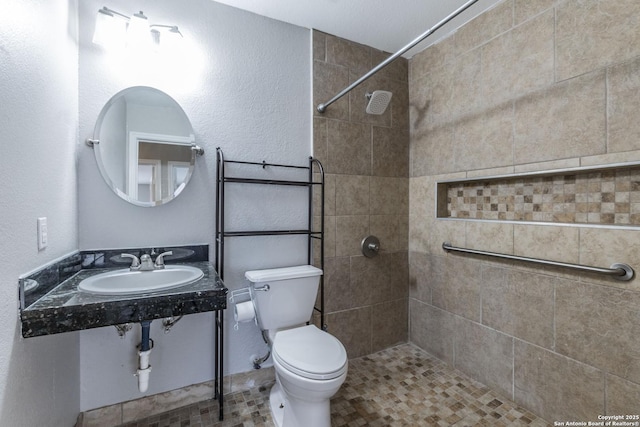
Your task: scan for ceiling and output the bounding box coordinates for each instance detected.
[212,0,503,58]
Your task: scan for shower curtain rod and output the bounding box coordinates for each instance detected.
[316,0,479,113]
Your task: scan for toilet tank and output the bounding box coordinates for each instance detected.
[245,265,323,331]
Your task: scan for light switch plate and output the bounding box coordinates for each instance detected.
[37,217,47,250]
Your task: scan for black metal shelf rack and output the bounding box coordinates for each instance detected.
[213,147,326,419]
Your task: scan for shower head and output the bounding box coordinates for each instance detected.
[365,90,393,115]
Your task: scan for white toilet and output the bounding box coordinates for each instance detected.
[245,265,348,427]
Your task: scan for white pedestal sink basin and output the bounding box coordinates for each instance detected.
[78,265,204,295]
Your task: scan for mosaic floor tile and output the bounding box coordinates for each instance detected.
[119,344,550,427]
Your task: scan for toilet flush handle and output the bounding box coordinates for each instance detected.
[254,284,270,292]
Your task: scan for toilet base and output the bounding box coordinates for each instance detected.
[269,380,333,427]
[269,383,286,427]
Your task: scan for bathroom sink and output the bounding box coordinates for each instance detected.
[78,265,204,296]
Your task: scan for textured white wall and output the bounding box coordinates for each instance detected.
[77,0,311,410]
[0,0,80,426]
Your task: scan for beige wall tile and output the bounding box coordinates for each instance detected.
[409,213,430,253]
[466,165,515,178]
[455,0,513,55]
[556,281,640,384]
[351,251,408,305]
[608,57,640,153]
[313,61,349,120]
[81,404,122,427]
[388,78,410,130]
[370,214,408,253]
[371,49,408,82]
[607,374,640,415]
[514,224,579,264]
[409,299,455,365]
[323,256,366,312]
[579,227,640,290]
[465,221,514,255]
[314,172,336,217]
[314,215,335,259]
[371,299,408,352]
[514,71,606,164]
[482,10,554,107]
[313,117,328,165]
[312,30,326,62]
[411,124,456,177]
[409,37,456,83]
[325,33,371,73]
[372,127,409,177]
[409,176,433,219]
[481,266,557,349]
[370,176,409,215]
[335,174,369,215]
[409,251,433,304]
[454,101,514,172]
[514,0,553,25]
[556,0,640,81]
[454,317,514,399]
[325,307,372,359]
[580,150,640,168]
[514,341,604,422]
[408,72,432,135]
[514,157,581,174]
[326,119,371,175]
[428,219,466,255]
[430,255,482,322]
[335,215,369,257]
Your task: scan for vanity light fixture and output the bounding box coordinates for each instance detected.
[93,6,183,50]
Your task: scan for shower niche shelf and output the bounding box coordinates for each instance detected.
[437,161,640,227]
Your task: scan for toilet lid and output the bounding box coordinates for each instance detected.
[273,325,347,380]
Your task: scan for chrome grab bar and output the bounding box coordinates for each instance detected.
[442,242,634,281]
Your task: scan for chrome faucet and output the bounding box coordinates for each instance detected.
[121,251,173,271]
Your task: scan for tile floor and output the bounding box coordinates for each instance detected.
[119,344,550,427]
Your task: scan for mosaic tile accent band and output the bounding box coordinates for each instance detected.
[445,167,640,225]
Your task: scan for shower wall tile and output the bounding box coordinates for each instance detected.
[453,101,514,172]
[427,218,466,256]
[370,214,408,253]
[556,0,640,82]
[465,221,513,255]
[556,281,640,384]
[312,117,328,166]
[513,157,580,174]
[579,227,640,290]
[514,340,604,422]
[409,299,455,365]
[312,30,326,62]
[581,150,640,168]
[411,124,455,177]
[409,36,455,83]
[313,172,336,217]
[608,57,640,154]
[372,127,409,177]
[351,252,409,305]
[371,298,408,353]
[514,224,579,264]
[388,78,410,130]
[313,61,349,120]
[430,255,482,322]
[606,374,640,415]
[325,306,371,359]
[454,317,514,399]
[335,174,369,215]
[513,0,553,25]
[323,256,366,312]
[481,10,554,107]
[314,214,335,258]
[454,0,513,55]
[371,49,408,82]
[325,34,371,75]
[408,251,433,304]
[326,120,371,175]
[481,266,556,349]
[335,215,369,257]
[408,72,432,136]
[370,176,409,215]
[514,71,606,164]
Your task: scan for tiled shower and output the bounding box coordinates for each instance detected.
[314,0,640,422]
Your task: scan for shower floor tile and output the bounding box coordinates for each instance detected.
[119,344,550,427]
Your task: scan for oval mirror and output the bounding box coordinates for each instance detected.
[90,86,201,207]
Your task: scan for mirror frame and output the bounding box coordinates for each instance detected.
[90,86,200,207]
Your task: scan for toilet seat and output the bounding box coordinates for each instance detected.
[273,325,347,380]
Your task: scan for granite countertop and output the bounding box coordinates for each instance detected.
[21,252,227,338]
